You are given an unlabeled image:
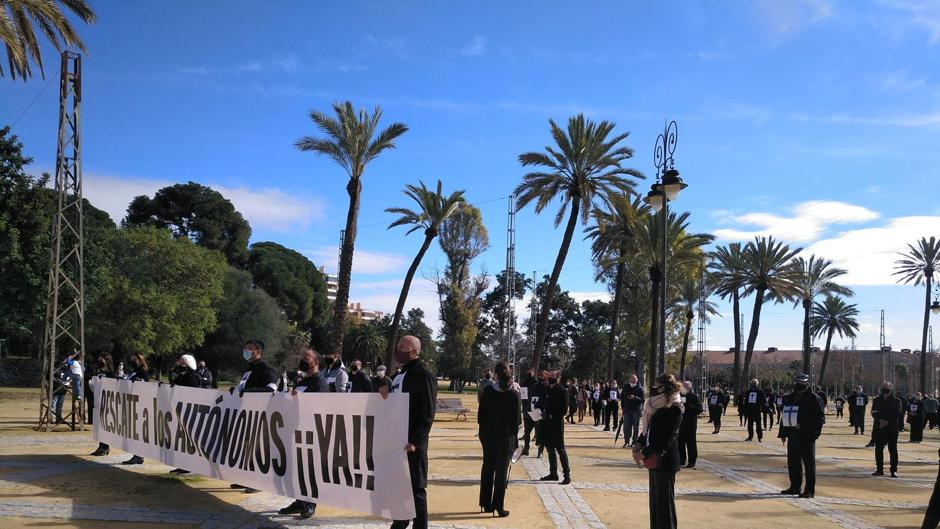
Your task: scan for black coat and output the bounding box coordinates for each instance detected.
[849,392,868,410]
[680,392,701,432]
[240,359,278,394]
[872,393,902,432]
[541,384,568,445]
[296,372,322,393]
[478,385,521,450]
[349,370,374,393]
[706,390,725,411]
[622,384,645,412]
[642,404,682,473]
[171,368,200,388]
[777,388,825,440]
[744,387,765,414]
[396,358,437,448]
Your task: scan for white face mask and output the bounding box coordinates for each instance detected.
[243,350,253,361]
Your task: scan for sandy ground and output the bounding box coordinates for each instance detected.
[1,386,938,529]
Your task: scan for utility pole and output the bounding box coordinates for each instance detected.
[881,309,887,384]
[697,267,707,399]
[503,195,516,368]
[39,52,84,432]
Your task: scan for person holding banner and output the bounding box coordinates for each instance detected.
[121,353,151,465]
[229,339,278,493]
[169,354,200,475]
[322,350,349,393]
[89,353,116,456]
[778,374,825,498]
[279,348,322,520]
[381,335,437,529]
[477,361,520,518]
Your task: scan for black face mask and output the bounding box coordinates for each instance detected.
[881,388,892,395]
[298,360,310,372]
[795,382,809,391]
[547,377,558,385]
[650,385,663,396]
[351,365,359,373]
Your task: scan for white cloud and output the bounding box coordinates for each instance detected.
[804,215,940,285]
[82,173,324,232]
[349,277,441,332]
[755,0,834,36]
[569,291,612,304]
[304,246,408,275]
[459,35,487,56]
[712,200,880,242]
[873,0,940,43]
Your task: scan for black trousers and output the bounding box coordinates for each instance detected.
[921,464,940,529]
[648,470,678,529]
[875,430,899,473]
[479,441,511,511]
[746,412,763,440]
[835,407,844,418]
[786,434,816,493]
[522,415,536,451]
[605,402,619,430]
[593,402,604,426]
[763,409,775,430]
[708,407,722,431]
[911,418,925,442]
[546,432,570,477]
[392,445,428,529]
[851,408,865,433]
[678,424,697,467]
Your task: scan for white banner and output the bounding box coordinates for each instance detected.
[90,377,415,520]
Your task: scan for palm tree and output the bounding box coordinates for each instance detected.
[350,323,386,367]
[670,275,719,380]
[630,210,713,385]
[586,194,647,380]
[893,236,940,393]
[810,295,859,384]
[726,236,801,390]
[296,102,408,355]
[384,180,464,366]
[515,114,642,370]
[2,0,95,80]
[711,243,746,392]
[792,255,853,374]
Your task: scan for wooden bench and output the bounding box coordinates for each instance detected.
[437,397,470,421]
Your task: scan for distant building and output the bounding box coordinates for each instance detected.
[348,302,384,323]
[319,266,339,304]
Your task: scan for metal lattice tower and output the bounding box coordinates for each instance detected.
[697,268,707,396]
[881,309,887,385]
[503,195,516,368]
[39,52,84,432]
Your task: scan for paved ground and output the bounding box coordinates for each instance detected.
[1,387,937,529]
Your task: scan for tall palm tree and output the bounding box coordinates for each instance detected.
[586,194,647,380]
[384,180,464,366]
[711,243,746,392]
[296,102,408,355]
[792,255,853,374]
[893,236,940,393]
[630,210,713,385]
[670,275,719,380]
[515,114,642,370]
[810,295,859,384]
[726,236,801,390]
[2,0,95,80]
[350,323,386,367]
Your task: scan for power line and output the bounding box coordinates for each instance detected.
[10,74,56,129]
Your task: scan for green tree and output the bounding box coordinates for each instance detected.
[196,267,289,377]
[477,270,530,360]
[894,236,940,394]
[1,0,95,79]
[87,226,227,363]
[246,241,330,348]
[792,255,852,375]
[515,114,642,370]
[348,322,386,367]
[384,180,464,366]
[711,243,746,392]
[810,295,859,384]
[670,276,718,380]
[125,182,252,266]
[296,101,408,355]
[727,237,801,389]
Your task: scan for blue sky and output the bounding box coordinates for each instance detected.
[3,0,940,351]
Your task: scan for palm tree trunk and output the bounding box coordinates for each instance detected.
[648,266,660,388]
[385,232,435,367]
[680,312,693,380]
[818,327,834,384]
[740,288,765,389]
[606,260,625,381]
[330,177,362,354]
[731,290,741,392]
[802,298,812,375]
[921,275,933,394]
[531,200,580,370]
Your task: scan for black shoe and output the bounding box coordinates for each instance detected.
[872,470,884,476]
[758,438,763,443]
[481,506,493,513]
[745,437,753,442]
[169,468,190,474]
[890,471,898,478]
[279,500,306,515]
[539,474,559,481]
[230,483,246,489]
[780,488,800,495]
[561,475,571,485]
[799,491,815,499]
[300,503,316,519]
[520,449,529,456]
[122,455,143,465]
[495,509,510,518]
[244,487,259,493]
[603,427,610,431]
[685,464,696,469]
[865,442,875,447]
[90,447,109,456]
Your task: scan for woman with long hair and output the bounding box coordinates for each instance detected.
[89,353,115,456]
[477,361,521,518]
[635,373,683,529]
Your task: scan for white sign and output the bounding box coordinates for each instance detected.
[90,377,415,520]
[781,405,799,428]
[709,395,718,405]
[748,392,758,404]
[528,409,543,421]
[856,397,865,407]
[609,391,618,401]
[520,387,529,400]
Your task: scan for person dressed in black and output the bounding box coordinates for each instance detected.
[89,353,116,456]
[540,370,571,485]
[636,373,683,529]
[778,374,825,498]
[566,378,578,424]
[872,381,902,478]
[622,374,645,447]
[921,448,940,529]
[279,348,323,520]
[899,392,909,432]
[678,381,701,469]
[122,353,151,465]
[706,383,725,434]
[763,389,776,431]
[195,360,214,388]
[605,380,620,432]
[737,389,747,426]
[849,386,868,434]
[477,361,520,518]
[229,339,278,492]
[532,371,549,458]
[168,354,200,475]
[591,382,604,427]
[348,360,374,392]
[909,392,926,443]
[381,335,437,529]
[520,368,537,455]
[834,395,846,419]
[744,379,765,442]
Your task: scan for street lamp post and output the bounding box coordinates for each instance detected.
[644,120,687,386]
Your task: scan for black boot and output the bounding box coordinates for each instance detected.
[279,500,306,515]
[121,455,144,465]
